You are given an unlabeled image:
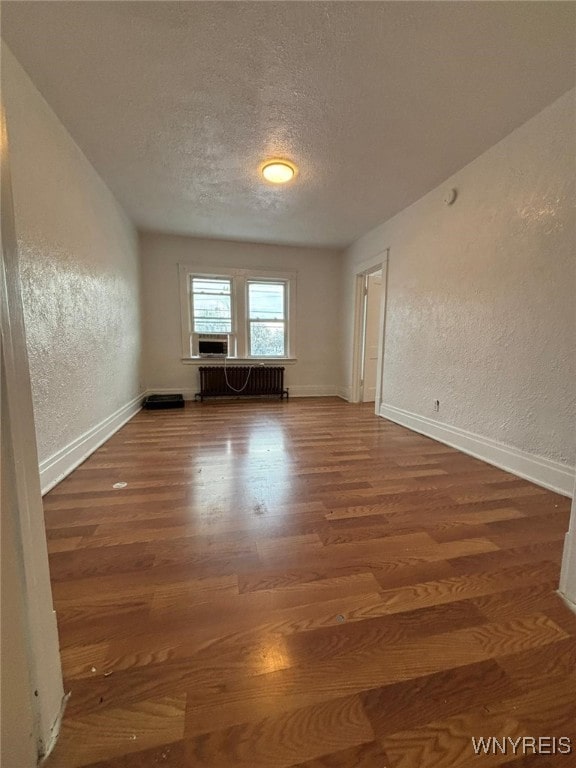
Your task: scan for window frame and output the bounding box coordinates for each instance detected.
[179,264,296,360]
[246,279,288,359]
[190,276,234,335]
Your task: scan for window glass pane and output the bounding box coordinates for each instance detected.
[249,322,285,357]
[192,277,231,332]
[248,282,285,320]
[193,294,231,317]
[194,320,231,334]
[193,278,231,296]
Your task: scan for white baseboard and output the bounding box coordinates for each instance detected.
[379,403,575,498]
[40,394,143,494]
[289,385,337,397]
[559,588,576,616]
[146,386,338,400]
[336,386,351,401]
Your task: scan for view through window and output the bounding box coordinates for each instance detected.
[247,281,286,357]
[191,277,232,333]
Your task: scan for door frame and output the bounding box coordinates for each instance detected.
[560,477,576,611]
[351,250,389,409]
[1,102,65,761]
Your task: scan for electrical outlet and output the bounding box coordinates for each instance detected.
[433,399,440,412]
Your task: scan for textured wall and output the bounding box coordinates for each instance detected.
[140,233,341,396]
[343,89,576,467]
[2,47,142,464]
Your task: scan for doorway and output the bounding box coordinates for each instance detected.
[361,270,382,402]
[351,255,388,408]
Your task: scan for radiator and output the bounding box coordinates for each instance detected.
[196,366,288,401]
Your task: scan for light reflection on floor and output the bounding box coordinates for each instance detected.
[186,419,293,521]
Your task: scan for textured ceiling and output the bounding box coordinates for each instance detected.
[3,1,575,248]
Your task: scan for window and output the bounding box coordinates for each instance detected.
[179,265,296,359]
[191,278,232,333]
[247,281,286,357]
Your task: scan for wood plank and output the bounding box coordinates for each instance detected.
[361,659,520,737]
[40,400,571,768]
[181,614,566,738]
[44,695,186,768]
[184,694,375,768]
[287,741,391,768]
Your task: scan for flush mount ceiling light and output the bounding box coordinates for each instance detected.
[261,160,296,184]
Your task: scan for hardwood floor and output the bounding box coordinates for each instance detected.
[43,399,576,767]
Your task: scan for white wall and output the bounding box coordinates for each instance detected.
[141,232,342,397]
[342,89,576,495]
[2,47,143,491]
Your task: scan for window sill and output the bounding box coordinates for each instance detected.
[181,357,297,365]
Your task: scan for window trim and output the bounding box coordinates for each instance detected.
[179,264,297,360]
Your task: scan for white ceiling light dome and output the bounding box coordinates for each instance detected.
[261,160,297,185]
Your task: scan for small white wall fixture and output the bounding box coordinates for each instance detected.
[0,103,65,764]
